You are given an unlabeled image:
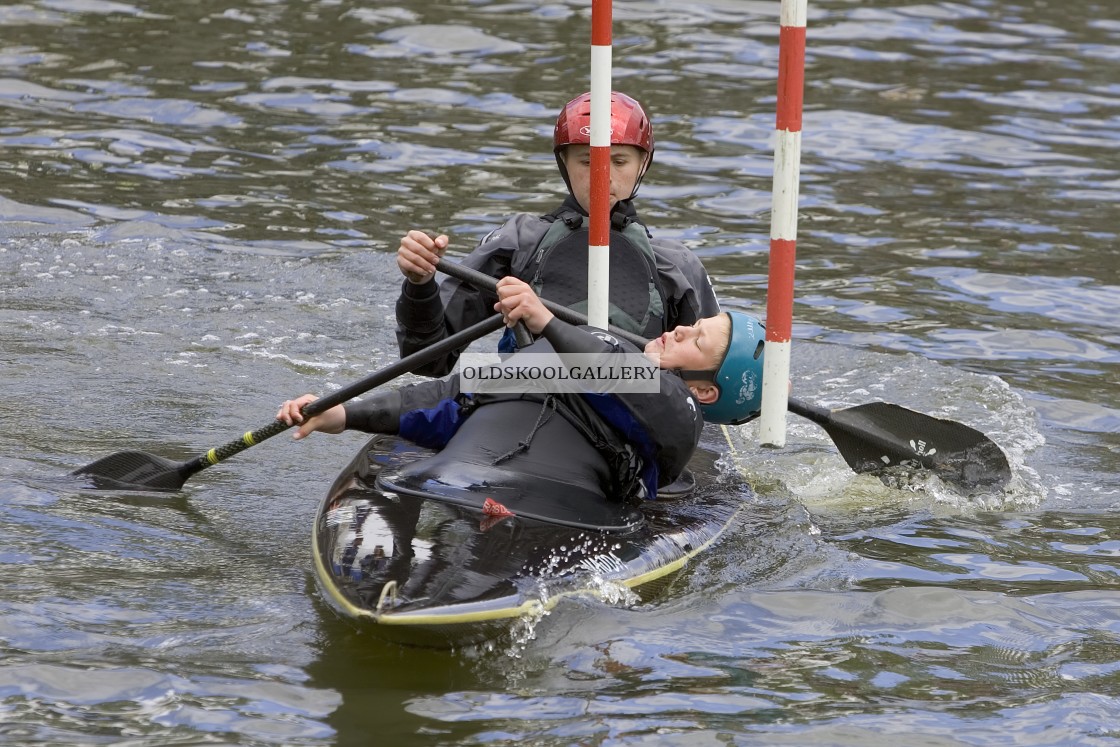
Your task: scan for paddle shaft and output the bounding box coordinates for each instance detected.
[785,397,831,426]
[177,312,508,479]
[77,258,1005,492]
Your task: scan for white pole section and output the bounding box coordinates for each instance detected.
[759,0,807,448]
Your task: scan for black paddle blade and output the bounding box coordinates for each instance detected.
[71,451,194,492]
[822,402,1012,491]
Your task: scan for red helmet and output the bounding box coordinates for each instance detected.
[553,91,654,199]
[554,91,655,154]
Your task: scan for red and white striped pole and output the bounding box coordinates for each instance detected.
[587,0,612,330]
[759,0,807,447]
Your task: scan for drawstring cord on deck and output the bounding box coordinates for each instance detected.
[492,396,558,466]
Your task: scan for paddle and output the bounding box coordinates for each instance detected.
[72,313,508,492]
[436,257,1012,491]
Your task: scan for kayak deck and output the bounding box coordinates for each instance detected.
[311,430,745,647]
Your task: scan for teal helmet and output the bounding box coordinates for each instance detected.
[698,311,766,425]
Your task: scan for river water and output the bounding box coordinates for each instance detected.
[1,0,1118,744]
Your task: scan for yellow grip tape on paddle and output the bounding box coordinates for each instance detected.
[206,432,257,465]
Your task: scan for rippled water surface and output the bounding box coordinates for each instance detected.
[1,0,1118,745]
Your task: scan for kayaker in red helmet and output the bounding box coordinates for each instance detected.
[393,91,722,377]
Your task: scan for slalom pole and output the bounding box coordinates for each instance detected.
[587,0,612,330]
[759,0,807,448]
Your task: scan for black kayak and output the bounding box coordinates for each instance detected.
[311,427,749,648]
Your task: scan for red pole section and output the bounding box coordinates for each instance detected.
[759,0,807,448]
[587,0,612,329]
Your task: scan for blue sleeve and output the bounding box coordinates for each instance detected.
[398,398,467,450]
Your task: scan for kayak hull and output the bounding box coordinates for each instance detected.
[311,430,746,647]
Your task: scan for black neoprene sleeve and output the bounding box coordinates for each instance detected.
[538,318,619,355]
[342,390,403,434]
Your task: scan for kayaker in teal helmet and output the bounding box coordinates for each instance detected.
[279,280,766,502]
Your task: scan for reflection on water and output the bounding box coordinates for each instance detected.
[1,0,1119,744]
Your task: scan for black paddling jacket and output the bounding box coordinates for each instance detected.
[346,319,703,502]
[395,196,720,377]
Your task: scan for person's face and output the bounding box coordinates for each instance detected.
[562,144,648,212]
[644,314,731,373]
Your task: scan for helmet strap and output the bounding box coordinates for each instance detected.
[555,152,574,196]
[626,150,652,199]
